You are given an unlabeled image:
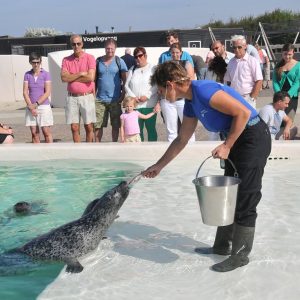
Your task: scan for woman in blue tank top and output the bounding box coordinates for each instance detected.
[142,61,271,272]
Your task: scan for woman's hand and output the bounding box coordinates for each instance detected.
[28,103,38,116]
[7,128,13,134]
[0,126,13,135]
[29,106,38,117]
[142,163,162,178]
[154,105,161,113]
[138,96,148,102]
[154,102,161,113]
[212,143,230,159]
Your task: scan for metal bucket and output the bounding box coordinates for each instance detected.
[192,156,241,226]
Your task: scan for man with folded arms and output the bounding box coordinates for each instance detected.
[61,34,96,142]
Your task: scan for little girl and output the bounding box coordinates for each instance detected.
[120,97,158,142]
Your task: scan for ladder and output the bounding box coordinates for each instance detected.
[258,22,276,68]
[208,27,217,43]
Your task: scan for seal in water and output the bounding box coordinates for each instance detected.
[0,201,48,227]
[14,201,32,214]
[15,181,129,273]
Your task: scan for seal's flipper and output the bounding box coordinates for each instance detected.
[81,199,99,217]
[65,258,83,273]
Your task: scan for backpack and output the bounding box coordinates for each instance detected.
[95,55,122,84]
[131,65,137,74]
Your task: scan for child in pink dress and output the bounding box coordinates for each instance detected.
[120,97,159,142]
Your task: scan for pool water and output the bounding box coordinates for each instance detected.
[0,160,141,300]
[0,152,299,300]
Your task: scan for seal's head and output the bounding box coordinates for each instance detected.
[115,181,130,200]
[14,202,32,215]
[108,181,129,208]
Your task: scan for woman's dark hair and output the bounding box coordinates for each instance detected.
[150,61,189,87]
[275,43,295,79]
[169,42,182,53]
[208,56,227,83]
[29,52,42,62]
[133,46,146,57]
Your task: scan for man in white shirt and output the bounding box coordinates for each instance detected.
[224,35,263,108]
[259,91,297,140]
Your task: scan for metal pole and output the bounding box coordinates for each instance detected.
[293,32,299,45]
[208,27,217,42]
[259,22,276,68]
[255,34,261,44]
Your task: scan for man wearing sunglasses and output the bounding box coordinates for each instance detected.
[61,34,96,143]
[224,35,263,109]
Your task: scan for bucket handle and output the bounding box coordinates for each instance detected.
[195,156,239,179]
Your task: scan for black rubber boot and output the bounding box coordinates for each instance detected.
[211,224,255,272]
[195,224,234,255]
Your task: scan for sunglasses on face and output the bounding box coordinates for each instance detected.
[232,46,243,50]
[134,53,144,59]
[31,61,41,64]
[72,42,82,47]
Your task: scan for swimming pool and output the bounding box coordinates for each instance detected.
[0,142,299,300]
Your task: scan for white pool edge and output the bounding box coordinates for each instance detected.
[0,141,300,161]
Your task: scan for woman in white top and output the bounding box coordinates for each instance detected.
[160,42,195,142]
[125,47,159,141]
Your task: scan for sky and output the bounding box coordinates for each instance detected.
[0,0,298,37]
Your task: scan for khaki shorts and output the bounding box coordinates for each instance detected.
[65,93,96,125]
[25,105,53,127]
[95,100,122,129]
[125,134,141,143]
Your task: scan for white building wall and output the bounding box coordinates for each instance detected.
[0,55,49,105]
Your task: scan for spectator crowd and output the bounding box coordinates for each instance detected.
[1,32,300,144]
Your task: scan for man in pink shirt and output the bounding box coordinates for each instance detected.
[224,35,263,109]
[61,34,96,142]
